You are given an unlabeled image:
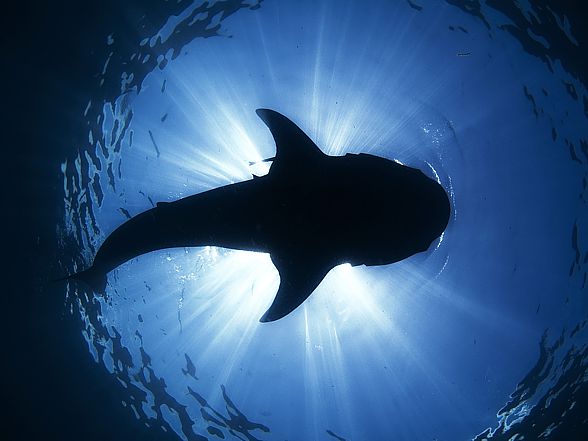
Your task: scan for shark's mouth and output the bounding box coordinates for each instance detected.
[58,1,588,441]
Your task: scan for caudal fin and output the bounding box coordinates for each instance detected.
[56,266,107,294]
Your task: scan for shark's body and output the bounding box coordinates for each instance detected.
[68,109,450,322]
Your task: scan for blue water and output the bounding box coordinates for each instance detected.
[58,1,588,440]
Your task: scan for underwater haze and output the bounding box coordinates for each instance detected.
[10,0,588,440]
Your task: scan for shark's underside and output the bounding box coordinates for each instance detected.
[65,109,450,322]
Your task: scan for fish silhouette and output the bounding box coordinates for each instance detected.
[65,109,450,322]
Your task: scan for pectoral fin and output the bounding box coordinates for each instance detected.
[260,253,333,322]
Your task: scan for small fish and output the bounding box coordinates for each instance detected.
[118,207,132,219]
[326,429,348,441]
[148,129,161,158]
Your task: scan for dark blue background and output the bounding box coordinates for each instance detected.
[4,1,587,440]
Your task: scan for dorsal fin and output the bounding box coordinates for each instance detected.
[256,109,325,176]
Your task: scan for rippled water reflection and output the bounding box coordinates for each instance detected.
[59,1,588,440]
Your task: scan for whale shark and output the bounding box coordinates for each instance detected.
[65,108,450,322]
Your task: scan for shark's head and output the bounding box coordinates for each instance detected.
[345,155,451,264]
[383,164,451,255]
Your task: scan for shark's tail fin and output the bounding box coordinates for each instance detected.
[55,266,107,294]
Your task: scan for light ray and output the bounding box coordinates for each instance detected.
[61,1,572,439]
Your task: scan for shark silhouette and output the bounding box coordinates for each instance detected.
[66,109,450,322]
